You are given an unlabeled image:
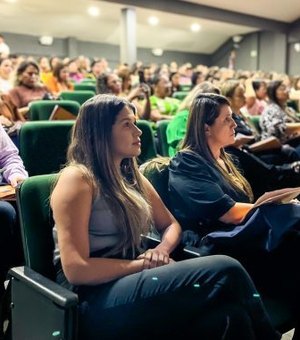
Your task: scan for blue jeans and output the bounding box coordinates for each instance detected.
[73,255,279,340]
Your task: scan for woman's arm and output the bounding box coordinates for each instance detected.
[244,79,256,109]
[51,166,145,286]
[219,202,254,224]
[150,109,174,122]
[138,175,182,268]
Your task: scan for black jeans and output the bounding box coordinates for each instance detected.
[0,201,16,292]
[226,146,300,198]
[70,256,279,339]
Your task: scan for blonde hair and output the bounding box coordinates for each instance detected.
[177,81,220,112]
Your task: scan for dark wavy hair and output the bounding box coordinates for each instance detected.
[267,80,283,106]
[15,60,39,86]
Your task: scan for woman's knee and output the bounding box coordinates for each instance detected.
[205,255,247,277]
[202,255,255,293]
[0,201,16,227]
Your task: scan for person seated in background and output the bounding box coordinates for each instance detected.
[49,56,61,72]
[167,81,300,200]
[243,79,268,116]
[0,124,27,308]
[117,65,132,96]
[290,75,300,112]
[222,79,300,166]
[77,55,91,78]
[50,94,279,339]
[150,74,180,122]
[0,57,13,94]
[68,58,84,83]
[0,34,10,58]
[167,82,220,156]
[96,72,150,120]
[260,80,300,155]
[86,59,106,80]
[168,94,300,331]
[43,62,74,97]
[191,71,204,89]
[8,60,50,121]
[38,56,52,85]
[169,72,180,95]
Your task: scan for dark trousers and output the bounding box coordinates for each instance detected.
[0,201,16,292]
[74,256,279,340]
[226,147,300,199]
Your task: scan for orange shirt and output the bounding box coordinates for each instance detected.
[43,75,74,96]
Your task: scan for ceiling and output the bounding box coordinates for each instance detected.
[183,0,300,22]
[0,0,299,54]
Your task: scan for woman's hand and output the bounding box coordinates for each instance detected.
[137,247,172,269]
[127,84,150,102]
[10,174,27,188]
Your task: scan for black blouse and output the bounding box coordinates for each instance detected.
[168,151,250,234]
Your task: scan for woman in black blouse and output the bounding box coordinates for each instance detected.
[169,93,300,315]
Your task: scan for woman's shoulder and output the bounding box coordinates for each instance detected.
[263,102,280,112]
[173,150,206,163]
[56,165,96,195]
[170,150,209,174]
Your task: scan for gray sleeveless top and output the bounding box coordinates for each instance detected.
[53,195,121,264]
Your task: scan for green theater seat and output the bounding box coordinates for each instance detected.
[29,100,80,121]
[60,90,95,105]
[19,121,74,176]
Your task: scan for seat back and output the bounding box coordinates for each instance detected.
[136,120,157,163]
[140,157,171,209]
[249,115,261,134]
[29,100,80,121]
[74,83,96,92]
[156,120,170,156]
[179,85,191,92]
[80,78,96,84]
[172,91,188,101]
[20,121,74,176]
[60,90,95,105]
[17,174,57,279]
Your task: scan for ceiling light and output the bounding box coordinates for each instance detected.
[4,0,18,3]
[39,36,53,46]
[190,23,201,32]
[152,48,163,56]
[87,6,100,17]
[294,43,300,53]
[232,35,243,43]
[148,16,159,26]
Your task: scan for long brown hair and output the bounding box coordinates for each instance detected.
[182,93,253,200]
[67,94,152,257]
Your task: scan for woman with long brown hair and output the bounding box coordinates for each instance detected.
[51,94,278,339]
[169,93,300,327]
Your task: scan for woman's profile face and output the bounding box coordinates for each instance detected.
[256,83,267,100]
[19,65,39,88]
[59,67,69,82]
[107,74,122,95]
[231,85,246,110]
[205,104,237,149]
[0,59,12,78]
[111,105,142,164]
[275,83,289,103]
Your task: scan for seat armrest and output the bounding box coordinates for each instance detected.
[141,234,201,260]
[8,266,78,308]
